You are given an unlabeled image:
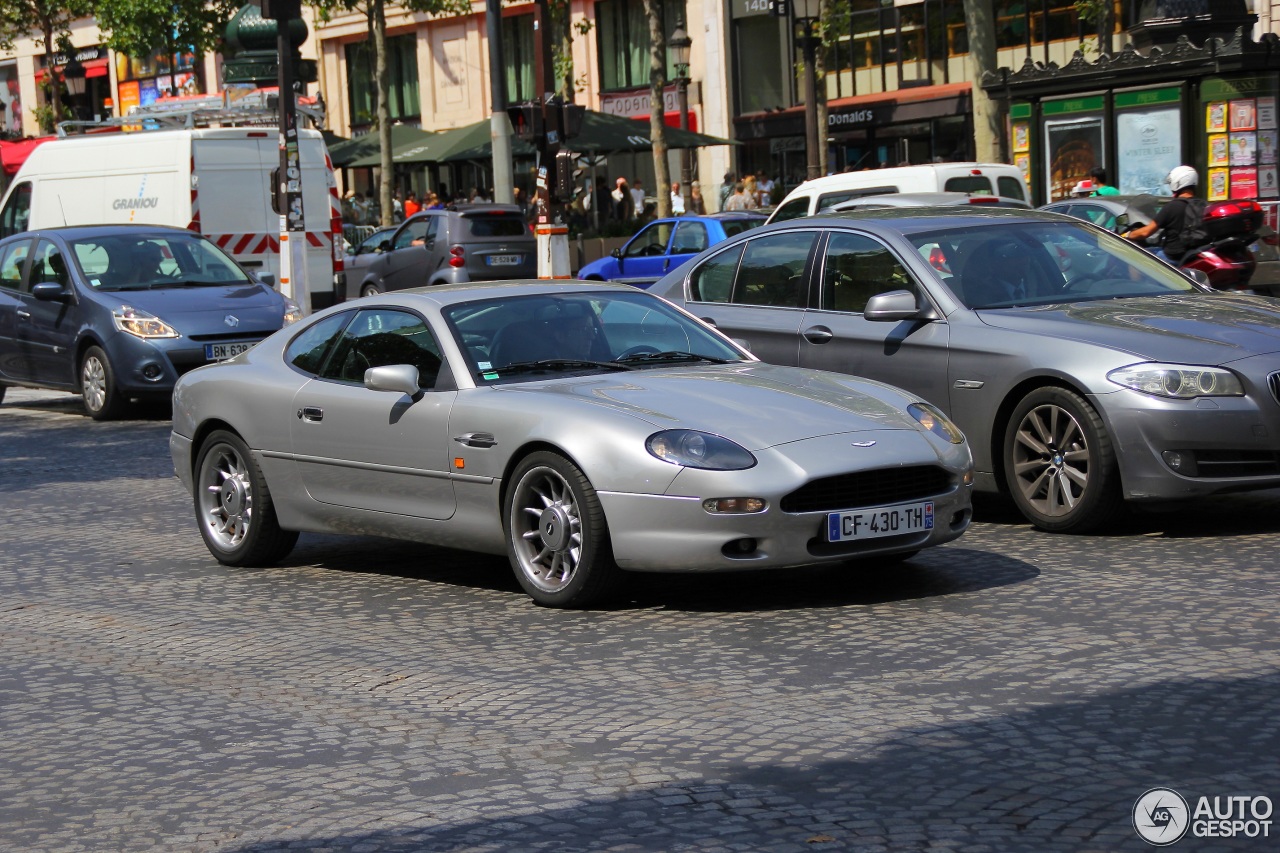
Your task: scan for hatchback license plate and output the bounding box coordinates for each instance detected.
[205,342,256,361]
[486,254,522,266]
[827,500,934,542]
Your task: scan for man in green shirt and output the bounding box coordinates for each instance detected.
[1090,167,1120,196]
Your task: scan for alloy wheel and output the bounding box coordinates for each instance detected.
[1009,402,1091,519]
[509,465,583,593]
[198,441,255,552]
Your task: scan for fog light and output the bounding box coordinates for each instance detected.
[702,497,766,514]
[721,537,758,557]
[1162,450,1197,475]
[141,363,163,380]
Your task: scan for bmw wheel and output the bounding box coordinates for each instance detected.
[80,345,128,420]
[1003,386,1122,533]
[504,451,619,608]
[194,429,298,566]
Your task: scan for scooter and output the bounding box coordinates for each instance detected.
[1127,199,1262,291]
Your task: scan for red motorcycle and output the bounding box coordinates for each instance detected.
[1178,200,1262,291]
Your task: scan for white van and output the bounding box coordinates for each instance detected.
[0,124,344,310]
[766,163,1030,224]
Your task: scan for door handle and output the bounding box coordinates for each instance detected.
[453,432,497,448]
[802,326,834,344]
[16,309,31,320]
[297,406,324,423]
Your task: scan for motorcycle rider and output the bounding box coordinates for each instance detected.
[1125,165,1199,262]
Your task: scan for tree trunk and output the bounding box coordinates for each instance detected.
[816,45,828,175]
[374,0,394,227]
[962,0,1003,163]
[42,20,59,133]
[646,0,670,219]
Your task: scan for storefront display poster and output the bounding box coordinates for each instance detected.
[1013,122,1030,153]
[1259,166,1279,198]
[0,64,20,135]
[1014,152,1031,185]
[1044,116,1104,200]
[1207,101,1228,133]
[1229,99,1257,132]
[1208,168,1230,201]
[1209,134,1230,167]
[1259,130,1277,166]
[1230,167,1258,199]
[1259,97,1278,131]
[1229,132,1257,167]
[1116,107,1181,195]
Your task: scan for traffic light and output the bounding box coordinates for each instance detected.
[561,103,585,140]
[554,150,583,203]
[507,101,542,142]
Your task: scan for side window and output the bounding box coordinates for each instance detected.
[0,182,32,239]
[689,243,745,303]
[1079,205,1118,230]
[287,312,355,376]
[731,231,817,308]
[770,197,810,223]
[997,176,1026,200]
[670,221,709,254]
[321,309,443,388]
[623,222,673,258]
[394,217,434,250]
[821,232,916,314]
[943,176,994,195]
[0,239,32,291]
[30,239,71,289]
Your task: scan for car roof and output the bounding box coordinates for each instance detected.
[785,163,1020,195]
[783,206,1064,234]
[352,278,639,309]
[829,192,1030,210]
[1,223,198,240]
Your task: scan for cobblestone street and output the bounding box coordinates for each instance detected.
[2,388,1279,852]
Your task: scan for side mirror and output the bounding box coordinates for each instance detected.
[610,247,622,259]
[365,363,421,395]
[1185,268,1211,287]
[31,282,71,302]
[256,272,277,287]
[731,337,751,352]
[864,289,925,322]
[377,239,391,252]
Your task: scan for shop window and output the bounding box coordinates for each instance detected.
[346,34,419,126]
[597,0,682,91]
[503,14,536,105]
[733,14,787,115]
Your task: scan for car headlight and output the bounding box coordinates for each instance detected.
[907,402,965,444]
[112,305,179,339]
[1107,363,1244,398]
[282,296,303,326]
[646,430,757,470]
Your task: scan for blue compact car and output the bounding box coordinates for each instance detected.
[0,224,300,419]
[577,213,767,288]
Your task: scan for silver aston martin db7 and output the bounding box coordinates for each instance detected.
[170,281,974,607]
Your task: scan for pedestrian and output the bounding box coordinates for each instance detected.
[391,190,405,223]
[611,177,633,222]
[1089,166,1120,196]
[741,174,760,209]
[631,179,646,220]
[403,190,421,218]
[758,172,775,207]
[690,180,706,215]
[724,181,750,211]
[670,181,685,215]
[719,172,734,210]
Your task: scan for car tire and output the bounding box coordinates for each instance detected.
[194,429,298,566]
[1002,386,1123,533]
[80,345,128,420]
[361,283,381,298]
[504,450,619,608]
[0,384,6,405]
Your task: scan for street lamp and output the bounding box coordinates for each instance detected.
[793,0,822,180]
[668,18,693,215]
[62,52,87,123]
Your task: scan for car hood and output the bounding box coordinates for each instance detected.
[976,294,1280,364]
[96,284,284,333]
[503,362,930,450]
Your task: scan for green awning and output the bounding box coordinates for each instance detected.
[328,125,435,167]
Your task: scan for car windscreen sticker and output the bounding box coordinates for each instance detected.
[478,361,492,370]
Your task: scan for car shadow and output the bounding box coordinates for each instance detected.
[213,671,1280,852]
[972,490,1280,537]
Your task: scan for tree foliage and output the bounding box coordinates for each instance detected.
[95,0,242,65]
[0,0,94,131]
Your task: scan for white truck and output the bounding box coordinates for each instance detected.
[0,113,345,311]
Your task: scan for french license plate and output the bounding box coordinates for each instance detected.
[486,254,522,266]
[205,342,256,361]
[827,500,934,542]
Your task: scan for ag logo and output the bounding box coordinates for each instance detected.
[1134,787,1190,846]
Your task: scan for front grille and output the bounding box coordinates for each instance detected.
[780,465,953,513]
[1269,371,1280,406]
[187,331,274,342]
[1191,450,1280,478]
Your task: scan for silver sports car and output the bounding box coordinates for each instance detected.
[170,281,974,607]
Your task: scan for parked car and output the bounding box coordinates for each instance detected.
[0,224,300,418]
[652,207,1280,533]
[170,281,974,608]
[576,213,767,289]
[826,192,1031,213]
[346,205,535,299]
[343,225,396,287]
[767,163,1031,224]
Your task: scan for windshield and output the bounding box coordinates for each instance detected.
[70,233,253,291]
[444,290,747,383]
[907,220,1200,309]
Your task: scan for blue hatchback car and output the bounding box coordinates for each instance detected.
[0,224,301,419]
[577,213,767,288]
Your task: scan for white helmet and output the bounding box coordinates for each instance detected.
[1167,165,1199,193]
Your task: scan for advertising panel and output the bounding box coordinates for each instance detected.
[1044,116,1104,201]
[0,64,20,135]
[1116,106,1181,195]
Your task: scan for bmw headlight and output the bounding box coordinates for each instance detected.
[646,430,757,470]
[907,402,965,444]
[112,305,179,339]
[282,296,303,326]
[1107,363,1244,399]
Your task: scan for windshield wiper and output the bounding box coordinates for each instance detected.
[147,279,241,289]
[483,359,635,376]
[614,350,734,365]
